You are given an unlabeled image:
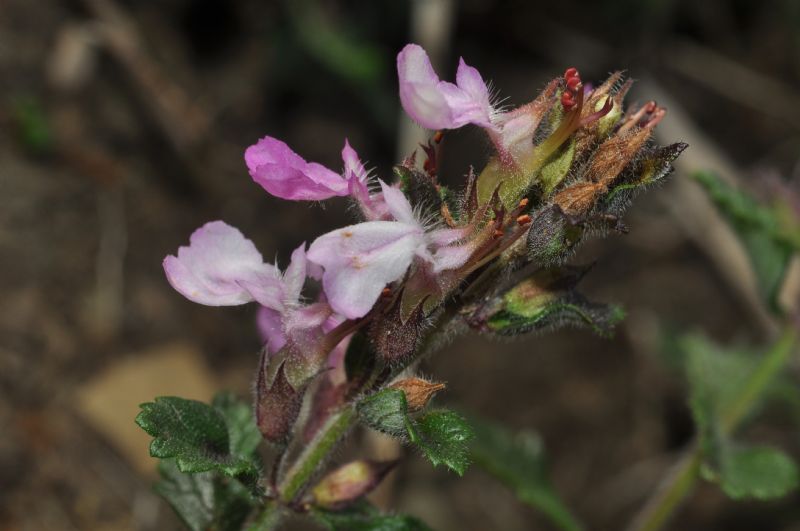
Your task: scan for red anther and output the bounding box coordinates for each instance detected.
[564,67,579,80]
[493,229,505,239]
[566,76,582,92]
[518,198,529,208]
[516,214,532,226]
[381,287,392,297]
[561,92,576,110]
[433,130,444,144]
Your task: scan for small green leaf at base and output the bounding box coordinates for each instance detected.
[357,390,474,475]
[357,389,412,438]
[412,411,473,476]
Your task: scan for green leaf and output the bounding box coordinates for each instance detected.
[357,391,474,475]
[155,459,255,531]
[357,389,413,438]
[681,331,799,500]
[313,500,431,531]
[212,392,262,458]
[136,396,257,477]
[469,418,583,531]
[682,334,756,450]
[693,171,799,310]
[411,411,474,476]
[713,446,799,500]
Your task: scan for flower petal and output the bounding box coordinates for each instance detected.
[283,243,307,305]
[342,139,367,183]
[307,221,424,319]
[397,44,453,130]
[246,136,348,200]
[379,180,417,226]
[163,221,283,307]
[257,306,286,354]
[397,44,494,131]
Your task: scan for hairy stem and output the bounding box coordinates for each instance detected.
[627,327,797,531]
[247,500,285,531]
[278,405,357,504]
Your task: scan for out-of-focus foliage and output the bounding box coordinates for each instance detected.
[156,459,255,531]
[680,333,799,500]
[469,418,583,531]
[693,172,800,311]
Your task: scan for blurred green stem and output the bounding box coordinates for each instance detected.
[277,405,356,504]
[627,327,797,531]
[247,500,284,531]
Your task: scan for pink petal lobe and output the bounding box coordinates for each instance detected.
[246,136,347,201]
[379,180,417,226]
[283,243,308,305]
[307,221,425,319]
[397,44,494,131]
[163,221,283,307]
[397,44,454,130]
[257,306,287,354]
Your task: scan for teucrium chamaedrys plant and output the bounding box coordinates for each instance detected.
[138,43,687,530]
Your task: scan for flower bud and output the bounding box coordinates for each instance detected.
[389,377,446,412]
[467,265,624,338]
[311,460,397,510]
[255,349,306,444]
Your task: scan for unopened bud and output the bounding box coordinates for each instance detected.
[389,377,446,411]
[311,460,396,510]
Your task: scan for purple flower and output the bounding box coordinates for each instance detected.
[164,221,349,354]
[306,181,473,319]
[245,136,393,222]
[246,136,361,201]
[343,140,391,221]
[307,181,429,319]
[397,43,495,131]
[163,221,284,307]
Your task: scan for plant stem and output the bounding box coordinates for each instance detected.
[625,444,702,531]
[627,327,797,531]
[720,327,796,433]
[278,405,357,504]
[247,500,285,531]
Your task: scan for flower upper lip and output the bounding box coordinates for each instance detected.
[397,43,496,131]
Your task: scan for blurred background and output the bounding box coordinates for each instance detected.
[2,0,800,529]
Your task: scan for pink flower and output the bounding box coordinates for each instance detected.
[246,136,349,201]
[306,181,471,319]
[343,140,391,221]
[397,43,495,131]
[245,136,393,221]
[164,221,348,353]
[163,221,284,307]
